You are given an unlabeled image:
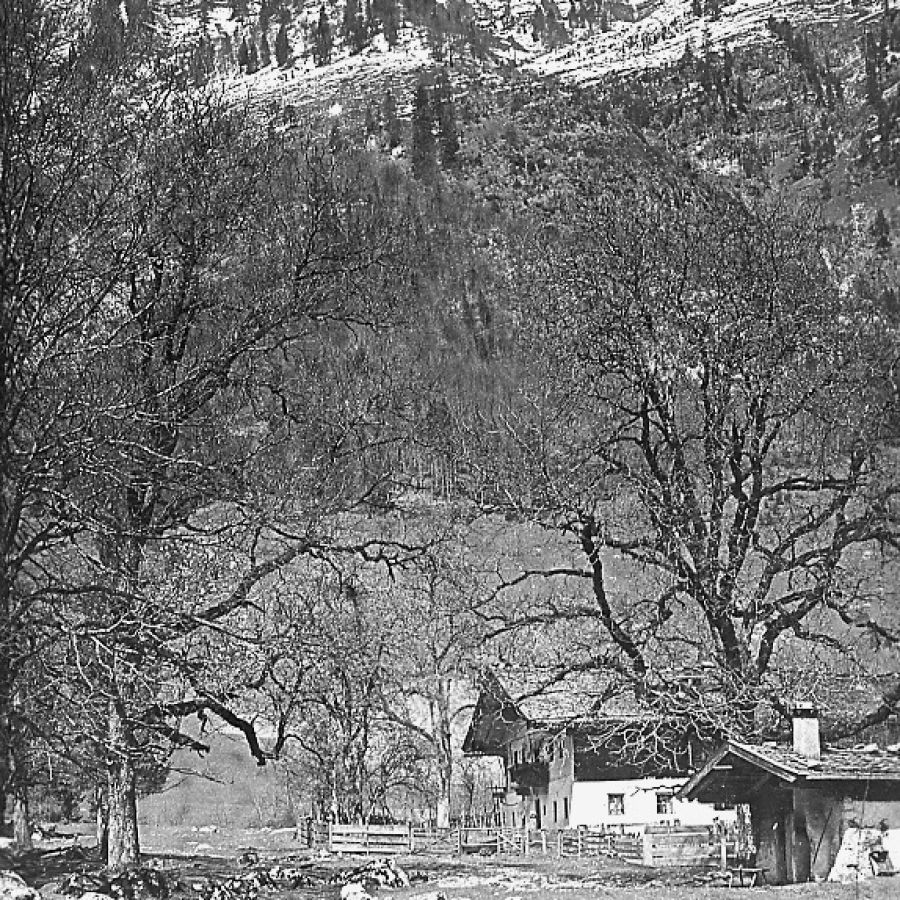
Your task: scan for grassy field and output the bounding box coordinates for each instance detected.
[12,824,900,900]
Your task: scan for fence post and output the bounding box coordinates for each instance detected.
[327,821,333,853]
[557,831,563,859]
[720,831,728,872]
[541,830,547,855]
[577,829,583,857]
[409,823,414,853]
[456,827,462,855]
[523,823,529,856]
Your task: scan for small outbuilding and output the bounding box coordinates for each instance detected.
[677,706,900,883]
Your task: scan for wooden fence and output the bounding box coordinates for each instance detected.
[642,824,723,867]
[326,823,414,855]
[302,821,727,867]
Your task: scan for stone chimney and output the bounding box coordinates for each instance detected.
[792,702,821,761]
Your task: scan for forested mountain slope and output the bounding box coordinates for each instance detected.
[4,0,900,868]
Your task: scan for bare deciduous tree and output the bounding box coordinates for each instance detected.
[458,174,900,743]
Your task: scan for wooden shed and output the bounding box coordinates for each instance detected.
[677,709,900,883]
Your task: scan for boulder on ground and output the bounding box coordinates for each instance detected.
[0,871,41,900]
[339,885,373,900]
[338,858,410,890]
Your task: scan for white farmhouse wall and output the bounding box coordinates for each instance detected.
[570,778,735,830]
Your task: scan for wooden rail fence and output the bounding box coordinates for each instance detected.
[302,821,729,867]
[327,823,413,855]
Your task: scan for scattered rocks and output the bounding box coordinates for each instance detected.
[60,867,172,900]
[261,865,315,889]
[0,872,41,900]
[236,852,259,868]
[188,862,317,900]
[333,858,411,900]
[60,873,108,897]
[335,858,410,890]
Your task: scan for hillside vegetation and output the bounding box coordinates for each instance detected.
[2,0,900,872]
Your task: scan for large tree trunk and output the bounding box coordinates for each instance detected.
[106,702,140,871]
[9,699,32,849]
[435,779,451,830]
[433,680,453,829]
[0,598,10,837]
[12,785,32,852]
[0,733,7,836]
[96,785,109,861]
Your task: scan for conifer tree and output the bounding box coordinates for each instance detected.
[433,68,459,167]
[247,37,259,72]
[382,88,402,149]
[343,0,368,52]
[329,121,344,153]
[314,4,333,65]
[220,31,235,69]
[237,35,250,69]
[872,208,892,252]
[275,22,291,65]
[260,33,271,66]
[411,81,437,181]
[343,0,357,34]
[532,3,546,40]
[798,130,812,174]
[383,1,399,46]
[865,29,883,108]
[88,0,127,67]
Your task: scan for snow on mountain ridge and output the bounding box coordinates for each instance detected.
[529,0,859,84]
[152,0,885,115]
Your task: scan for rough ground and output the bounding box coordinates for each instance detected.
[4,825,900,900]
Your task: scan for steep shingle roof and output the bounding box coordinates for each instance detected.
[729,741,900,781]
[678,738,900,803]
[490,667,642,725]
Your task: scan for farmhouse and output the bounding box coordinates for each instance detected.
[678,705,900,883]
[462,669,730,832]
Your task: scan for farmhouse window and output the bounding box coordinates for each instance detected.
[563,797,569,820]
[656,792,674,815]
[553,800,558,822]
[608,793,625,816]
